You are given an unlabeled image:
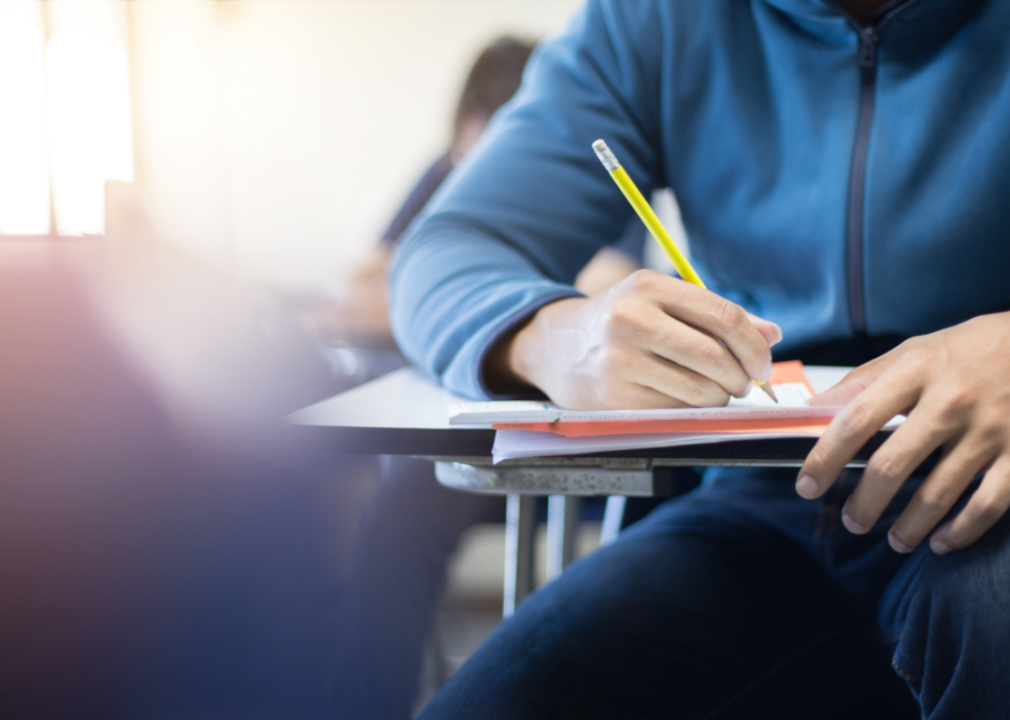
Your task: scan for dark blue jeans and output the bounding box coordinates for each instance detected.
[419,467,1010,719]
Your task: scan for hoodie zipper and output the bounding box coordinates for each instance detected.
[838,0,921,334]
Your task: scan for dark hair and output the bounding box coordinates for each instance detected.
[454,36,536,140]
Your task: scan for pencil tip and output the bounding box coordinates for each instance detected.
[759,382,779,403]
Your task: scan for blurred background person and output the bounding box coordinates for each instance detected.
[324,35,650,720]
[326,37,535,720]
[304,35,642,346]
[304,36,536,343]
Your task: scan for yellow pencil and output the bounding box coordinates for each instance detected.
[592,139,777,403]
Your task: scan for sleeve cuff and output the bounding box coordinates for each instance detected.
[473,289,585,400]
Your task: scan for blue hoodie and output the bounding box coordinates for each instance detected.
[390,0,1010,400]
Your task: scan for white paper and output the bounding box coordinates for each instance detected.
[451,382,828,427]
[490,415,906,463]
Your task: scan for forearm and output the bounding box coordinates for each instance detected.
[390,223,582,399]
[390,0,667,397]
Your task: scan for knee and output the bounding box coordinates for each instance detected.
[915,513,1010,621]
[888,514,1010,711]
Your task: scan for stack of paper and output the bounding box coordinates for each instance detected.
[449,362,895,463]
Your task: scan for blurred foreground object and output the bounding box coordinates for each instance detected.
[0,238,338,719]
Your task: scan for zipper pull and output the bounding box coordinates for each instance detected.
[859,27,879,68]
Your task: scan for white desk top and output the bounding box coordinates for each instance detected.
[288,365,852,431]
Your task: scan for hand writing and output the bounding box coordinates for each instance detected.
[489,269,781,410]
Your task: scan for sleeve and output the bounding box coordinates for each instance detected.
[389,0,665,399]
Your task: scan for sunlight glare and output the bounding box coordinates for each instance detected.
[0,1,50,235]
[47,29,133,236]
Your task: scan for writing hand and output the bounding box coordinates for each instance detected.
[488,270,781,410]
[798,312,1010,554]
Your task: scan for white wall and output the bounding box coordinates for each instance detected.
[130,0,584,289]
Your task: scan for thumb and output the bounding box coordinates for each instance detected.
[745,312,783,347]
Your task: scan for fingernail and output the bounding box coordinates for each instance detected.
[841,512,869,534]
[888,534,912,553]
[930,538,952,555]
[795,475,819,499]
[760,359,774,383]
[770,322,783,345]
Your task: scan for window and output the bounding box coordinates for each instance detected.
[0,0,132,236]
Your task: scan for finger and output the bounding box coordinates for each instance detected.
[630,352,732,408]
[652,281,773,384]
[885,441,992,552]
[744,312,783,347]
[593,381,693,410]
[645,311,753,398]
[838,411,951,535]
[797,363,922,499]
[928,455,1010,555]
[810,347,905,407]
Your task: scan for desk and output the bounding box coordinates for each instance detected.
[288,364,890,464]
[289,365,888,615]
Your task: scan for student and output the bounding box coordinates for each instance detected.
[391,1,1010,718]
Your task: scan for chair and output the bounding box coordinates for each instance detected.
[433,457,681,616]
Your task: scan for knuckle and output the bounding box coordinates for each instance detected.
[694,338,727,371]
[899,343,933,371]
[837,401,873,440]
[712,298,746,333]
[932,383,978,422]
[625,269,658,292]
[917,487,953,517]
[688,381,728,408]
[603,302,643,336]
[972,419,1005,448]
[971,491,1006,524]
[866,453,907,485]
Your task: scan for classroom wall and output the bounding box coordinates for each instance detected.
[128,0,584,290]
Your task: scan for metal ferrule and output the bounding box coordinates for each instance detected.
[592,139,620,172]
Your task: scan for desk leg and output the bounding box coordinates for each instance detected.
[599,495,627,547]
[545,495,580,582]
[503,493,536,619]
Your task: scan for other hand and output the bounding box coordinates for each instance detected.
[488,269,781,410]
[798,312,1010,555]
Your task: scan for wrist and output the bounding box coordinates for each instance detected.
[484,297,587,395]
[509,297,587,388]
